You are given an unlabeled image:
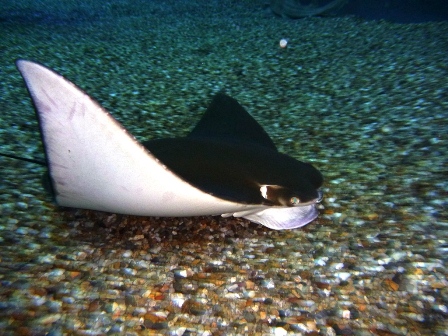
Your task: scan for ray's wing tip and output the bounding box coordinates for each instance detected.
[16,59,56,80]
[16,59,34,72]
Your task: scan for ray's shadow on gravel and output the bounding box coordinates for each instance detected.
[61,208,280,251]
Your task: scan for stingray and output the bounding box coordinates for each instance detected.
[6,60,323,230]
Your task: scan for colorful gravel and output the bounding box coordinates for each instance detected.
[1,0,447,335]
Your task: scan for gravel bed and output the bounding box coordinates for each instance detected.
[0,0,447,335]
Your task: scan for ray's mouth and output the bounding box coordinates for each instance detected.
[297,189,324,207]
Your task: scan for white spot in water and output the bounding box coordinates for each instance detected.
[279,39,288,48]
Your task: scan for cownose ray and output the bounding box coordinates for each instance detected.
[13,59,323,230]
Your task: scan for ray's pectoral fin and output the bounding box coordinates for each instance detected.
[15,59,323,230]
[14,59,247,217]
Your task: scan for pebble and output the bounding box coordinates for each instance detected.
[36,314,61,325]
[273,327,287,336]
[122,250,133,258]
[122,267,137,276]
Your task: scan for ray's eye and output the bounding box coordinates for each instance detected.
[290,196,300,205]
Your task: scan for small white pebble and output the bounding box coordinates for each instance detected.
[36,313,61,325]
[153,311,169,318]
[62,296,75,304]
[174,269,188,278]
[335,272,351,281]
[224,293,241,299]
[262,279,275,289]
[31,296,46,306]
[48,268,65,279]
[274,326,287,336]
[38,254,55,264]
[170,293,186,308]
[122,250,132,258]
[16,202,28,209]
[429,137,440,144]
[314,257,328,266]
[133,307,147,315]
[332,263,344,270]
[172,327,187,336]
[245,290,256,298]
[122,268,137,276]
[432,304,447,314]
[279,38,288,48]
[16,227,28,235]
